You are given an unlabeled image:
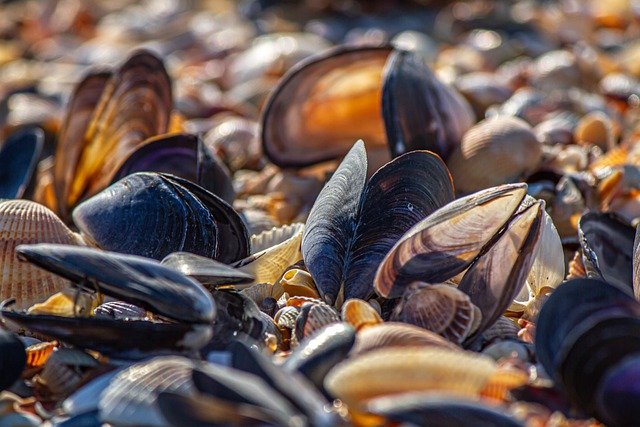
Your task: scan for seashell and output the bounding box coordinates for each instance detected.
[294,301,340,344]
[53,70,111,220]
[27,288,101,317]
[250,223,304,254]
[351,322,459,356]
[274,306,300,330]
[303,141,454,304]
[574,111,616,151]
[279,269,319,299]
[73,172,249,262]
[481,316,521,345]
[241,208,279,236]
[25,341,55,369]
[366,394,524,426]
[283,323,355,394]
[578,212,634,293]
[262,46,474,170]
[241,282,285,305]
[0,200,82,309]
[93,301,148,320]
[234,222,304,285]
[599,72,640,104]
[455,72,513,117]
[4,244,215,357]
[341,298,382,331]
[204,117,261,172]
[59,50,172,212]
[391,283,480,345]
[110,133,235,204]
[374,183,527,299]
[324,347,497,407]
[447,117,542,194]
[530,50,581,91]
[35,348,98,398]
[0,330,26,391]
[100,357,196,427]
[534,111,578,146]
[161,252,253,289]
[0,128,43,199]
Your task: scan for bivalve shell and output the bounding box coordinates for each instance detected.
[341,299,382,331]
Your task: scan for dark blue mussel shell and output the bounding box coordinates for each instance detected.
[0,127,43,199]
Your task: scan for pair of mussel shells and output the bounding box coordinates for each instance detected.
[261,45,475,172]
[536,278,640,426]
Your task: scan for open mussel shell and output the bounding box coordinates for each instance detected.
[0,127,43,199]
[54,71,111,220]
[382,49,475,159]
[261,45,392,168]
[446,117,542,194]
[374,183,527,299]
[73,172,249,262]
[110,133,235,205]
[0,200,82,308]
[579,212,634,293]
[0,330,26,391]
[302,141,454,304]
[62,50,172,211]
[535,278,640,389]
[366,395,524,427]
[15,244,215,323]
[161,252,254,289]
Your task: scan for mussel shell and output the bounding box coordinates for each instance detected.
[302,141,454,303]
[283,323,355,393]
[202,290,266,352]
[261,45,392,168]
[1,311,212,357]
[595,355,640,427]
[578,212,634,292]
[367,395,524,427]
[15,244,215,323]
[73,172,217,261]
[54,71,111,220]
[535,278,640,385]
[374,183,527,298]
[0,127,43,199]
[110,133,235,204]
[65,50,172,209]
[382,49,475,160]
[0,330,26,390]
[161,252,254,288]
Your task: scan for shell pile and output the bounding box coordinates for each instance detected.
[4,0,640,426]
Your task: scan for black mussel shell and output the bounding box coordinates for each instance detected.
[0,330,26,390]
[161,252,254,289]
[15,244,215,323]
[579,212,634,292]
[228,341,335,425]
[192,365,304,426]
[367,395,524,427]
[1,312,211,358]
[595,354,640,427]
[0,127,43,199]
[202,290,266,352]
[302,141,454,304]
[382,49,475,160]
[110,133,235,204]
[283,323,355,394]
[633,224,640,300]
[535,278,640,386]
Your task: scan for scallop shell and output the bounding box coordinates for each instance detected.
[324,347,497,407]
[250,223,305,254]
[240,281,285,305]
[294,301,340,344]
[235,223,304,285]
[35,348,99,398]
[574,111,615,151]
[341,299,382,331]
[447,117,542,193]
[274,306,300,329]
[0,200,82,308]
[279,268,319,299]
[391,283,479,344]
[351,322,459,356]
